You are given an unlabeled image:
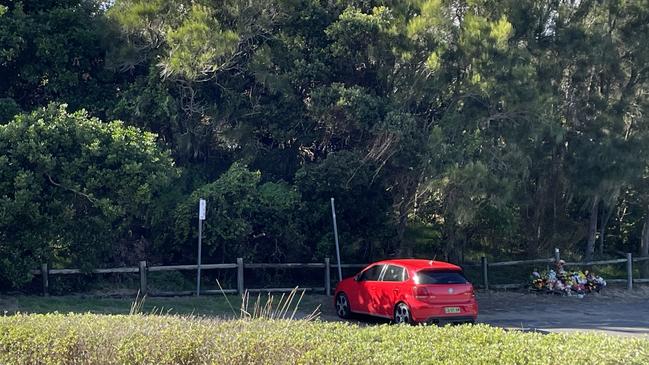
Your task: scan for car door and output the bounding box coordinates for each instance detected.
[375,264,407,317]
[354,264,386,314]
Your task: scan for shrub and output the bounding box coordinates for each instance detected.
[173,163,304,263]
[0,104,176,288]
[0,314,648,364]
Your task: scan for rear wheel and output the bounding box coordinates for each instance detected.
[393,302,411,325]
[335,293,351,319]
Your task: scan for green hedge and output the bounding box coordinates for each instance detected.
[1,314,647,364]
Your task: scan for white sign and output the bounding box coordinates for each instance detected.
[199,199,206,220]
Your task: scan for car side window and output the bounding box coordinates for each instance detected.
[359,265,385,281]
[382,265,406,282]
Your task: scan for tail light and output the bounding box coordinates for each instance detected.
[414,286,429,299]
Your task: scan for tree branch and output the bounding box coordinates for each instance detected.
[45,173,98,204]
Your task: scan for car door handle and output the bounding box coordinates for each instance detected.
[393,289,399,295]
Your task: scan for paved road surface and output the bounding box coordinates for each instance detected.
[318,288,649,337]
[477,289,649,337]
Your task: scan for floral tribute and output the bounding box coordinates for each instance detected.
[530,260,606,296]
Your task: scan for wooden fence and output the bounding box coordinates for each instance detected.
[467,250,649,290]
[31,249,649,296]
[32,258,366,297]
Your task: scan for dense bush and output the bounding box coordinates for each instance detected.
[0,105,175,287]
[0,314,648,364]
[172,162,305,263]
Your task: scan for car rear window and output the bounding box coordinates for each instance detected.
[416,270,467,284]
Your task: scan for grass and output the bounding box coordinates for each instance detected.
[0,293,327,317]
[1,314,648,364]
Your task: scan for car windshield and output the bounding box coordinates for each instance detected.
[415,270,467,284]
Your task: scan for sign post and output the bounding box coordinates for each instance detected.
[330,198,343,282]
[197,198,206,296]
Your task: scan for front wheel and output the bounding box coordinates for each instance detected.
[335,293,351,319]
[393,302,411,325]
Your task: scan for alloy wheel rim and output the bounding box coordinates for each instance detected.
[336,295,348,317]
[395,304,409,324]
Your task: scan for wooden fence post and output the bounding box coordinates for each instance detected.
[481,257,489,291]
[627,253,633,290]
[139,261,147,295]
[554,248,560,262]
[41,263,49,296]
[324,258,331,296]
[237,258,244,295]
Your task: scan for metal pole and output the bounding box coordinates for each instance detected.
[197,218,202,296]
[331,198,343,282]
[554,248,560,262]
[197,198,206,296]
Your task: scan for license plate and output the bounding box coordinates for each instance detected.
[444,307,461,314]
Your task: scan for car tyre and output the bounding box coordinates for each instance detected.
[335,293,351,319]
[393,302,411,325]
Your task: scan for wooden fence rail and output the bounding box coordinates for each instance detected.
[33,249,649,296]
[487,258,555,267]
[477,249,644,291]
[34,258,366,297]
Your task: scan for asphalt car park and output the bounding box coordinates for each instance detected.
[320,286,649,337]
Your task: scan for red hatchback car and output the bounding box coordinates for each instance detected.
[334,259,478,324]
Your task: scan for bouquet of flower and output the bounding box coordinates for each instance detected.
[584,270,607,293]
[530,271,545,290]
[529,266,606,296]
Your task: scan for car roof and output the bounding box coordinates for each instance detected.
[372,258,462,271]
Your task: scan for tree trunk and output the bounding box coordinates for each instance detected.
[598,209,605,255]
[444,227,457,263]
[396,176,421,257]
[640,209,649,278]
[585,195,599,263]
[598,204,614,255]
[396,208,411,257]
[528,177,548,257]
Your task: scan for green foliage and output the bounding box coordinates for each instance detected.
[296,151,395,260]
[0,1,118,113]
[3,0,649,288]
[1,314,649,364]
[0,104,175,286]
[0,98,20,123]
[163,4,239,80]
[308,83,383,148]
[173,163,304,262]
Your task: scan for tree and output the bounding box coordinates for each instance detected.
[4,0,649,282]
[173,163,304,263]
[295,151,396,261]
[0,104,175,287]
[0,0,119,115]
